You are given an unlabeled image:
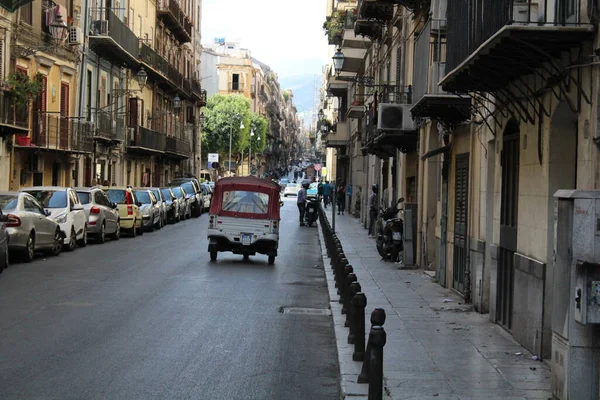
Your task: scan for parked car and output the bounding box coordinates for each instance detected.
[148,187,168,227]
[200,183,212,211]
[283,183,301,197]
[0,192,64,262]
[160,187,180,223]
[0,205,10,271]
[76,187,120,243]
[21,186,87,251]
[279,178,290,191]
[171,186,192,219]
[169,178,203,217]
[134,189,161,232]
[103,186,143,237]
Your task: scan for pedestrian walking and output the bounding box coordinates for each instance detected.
[337,182,346,215]
[297,183,308,226]
[346,184,353,214]
[368,184,378,237]
[322,181,332,208]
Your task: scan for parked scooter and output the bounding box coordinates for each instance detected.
[305,197,320,227]
[375,198,405,262]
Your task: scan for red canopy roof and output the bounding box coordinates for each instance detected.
[209,176,281,220]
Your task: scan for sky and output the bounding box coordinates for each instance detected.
[201,0,330,79]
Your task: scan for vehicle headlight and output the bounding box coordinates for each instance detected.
[54,213,67,224]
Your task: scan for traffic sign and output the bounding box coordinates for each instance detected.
[208,153,219,162]
[314,164,322,171]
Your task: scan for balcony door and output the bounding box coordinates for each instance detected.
[557,0,578,24]
[453,153,469,294]
[34,75,47,146]
[60,83,69,149]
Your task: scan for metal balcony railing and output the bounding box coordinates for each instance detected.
[157,0,192,42]
[89,10,139,60]
[129,126,166,152]
[0,96,28,130]
[165,135,191,157]
[31,114,93,152]
[378,85,412,105]
[342,11,357,29]
[413,19,447,102]
[94,112,125,141]
[140,42,170,75]
[229,82,245,92]
[447,0,583,72]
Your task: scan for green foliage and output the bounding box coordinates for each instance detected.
[249,113,268,153]
[7,72,43,107]
[201,94,252,159]
[282,90,291,103]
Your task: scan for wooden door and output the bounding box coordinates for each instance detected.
[59,83,69,149]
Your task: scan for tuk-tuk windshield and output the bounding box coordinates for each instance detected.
[222,191,269,214]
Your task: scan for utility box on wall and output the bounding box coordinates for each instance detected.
[574,261,600,325]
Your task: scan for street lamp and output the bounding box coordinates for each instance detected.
[318,109,325,121]
[136,67,148,90]
[229,114,244,176]
[173,95,181,109]
[332,49,345,75]
[249,129,255,176]
[49,13,69,46]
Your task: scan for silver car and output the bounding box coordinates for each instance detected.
[171,186,191,219]
[148,187,167,226]
[200,183,212,211]
[134,189,161,232]
[76,187,120,243]
[0,192,64,262]
[160,187,180,223]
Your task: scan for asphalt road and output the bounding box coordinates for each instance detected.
[0,196,339,400]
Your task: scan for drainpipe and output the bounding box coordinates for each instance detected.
[465,123,475,304]
[417,124,426,268]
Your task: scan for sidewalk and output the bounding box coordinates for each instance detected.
[319,209,553,400]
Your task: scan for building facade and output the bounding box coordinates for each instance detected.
[323,0,600,396]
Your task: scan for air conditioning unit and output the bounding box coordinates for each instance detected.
[513,2,538,24]
[377,104,416,132]
[69,26,83,44]
[92,20,108,35]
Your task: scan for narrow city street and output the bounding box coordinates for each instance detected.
[0,197,339,400]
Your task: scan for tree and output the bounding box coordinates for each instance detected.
[249,113,267,153]
[201,95,252,162]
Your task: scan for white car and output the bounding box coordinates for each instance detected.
[21,186,88,251]
[283,183,301,197]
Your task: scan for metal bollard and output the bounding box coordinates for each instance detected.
[336,258,348,291]
[342,272,357,313]
[347,281,362,343]
[367,326,387,400]
[331,246,342,269]
[358,308,386,383]
[352,292,367,361]
[340,266,354,306]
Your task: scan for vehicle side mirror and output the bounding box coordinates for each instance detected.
[72,204,84,211]
[0,214,8,222]
[112,202,118,209]
[398,197,405,203]
[44,209,51,216]
[280,201,284,207]
[137,201,142,207]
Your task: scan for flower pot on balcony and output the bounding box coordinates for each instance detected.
[15,135,31,146]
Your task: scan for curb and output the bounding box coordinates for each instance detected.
[317,220,392,400]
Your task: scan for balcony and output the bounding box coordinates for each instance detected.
[441,0,594,121]
[354,19,382,41]
[0,95,28,136]
[191,80,207,105]
[325,121,349,148]
[89,10,140,69]
[410,19,471,125]
[346,100,366,119]
[357,0,394,21]
[127,126,166,154]
[337,47,367,74]
[229,82,245,92]
[94,112,126,142]
[157,0,192,43]
[24,115,93,153]
[326,74,349,98]
[342,12,371,49]
[139,43,191,99]
[165,135,191,159]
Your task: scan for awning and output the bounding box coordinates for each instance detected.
[421,145,451,161]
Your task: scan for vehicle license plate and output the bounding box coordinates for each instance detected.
[392,231,402,241]
[241,234,252,246]
[308,209,315,214]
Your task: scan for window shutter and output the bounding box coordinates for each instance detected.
[128,97,139,127]
[60,83,69,117]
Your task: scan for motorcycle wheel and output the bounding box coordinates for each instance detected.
[376,242,387,258]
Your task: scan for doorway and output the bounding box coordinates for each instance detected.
[497,119,520,330]
[453,153,469,294]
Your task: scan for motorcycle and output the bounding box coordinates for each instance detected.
[305,197,320,227]
[375,198,405,262]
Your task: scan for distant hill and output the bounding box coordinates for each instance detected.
[280,74,321,124]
